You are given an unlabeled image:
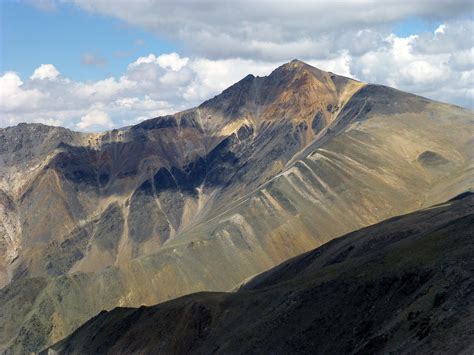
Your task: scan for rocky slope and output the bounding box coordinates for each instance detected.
[0,60,472,353]
[45,192,474,354]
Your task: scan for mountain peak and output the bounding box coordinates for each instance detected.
[199,58,364,131]
[268,59,339,87]
[277,59,322,73]
[275,59,311,72]
[287,58,308,67]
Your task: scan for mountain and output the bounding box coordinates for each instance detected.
[44,193,474,354]
[0,60,472,353]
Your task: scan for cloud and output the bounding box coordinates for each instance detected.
[182,58,276,102]
[449,48,474,71]
[128,53,189,71]
[22,0,57,12]
[412,20,473,55]
[308,52,353,78]
[113,50,133,58]
[73,76,136,101]
[30,64,60,80]
[1,17,472,131]
[77,108,113,130]
[155,53,189,71]
[0,72,45,112]
[81,53,107,67]
[349,23,473,107]
[434,24,447,35]
[71,0,472,61]
[0,52,280,130]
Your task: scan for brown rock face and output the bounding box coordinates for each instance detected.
[0,60,472,353]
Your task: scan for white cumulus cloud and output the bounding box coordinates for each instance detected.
[0,72,45,112]
[129,52,189,71]
[77,108,113,130]
[30,64,60,80]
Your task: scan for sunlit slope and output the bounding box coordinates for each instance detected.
[0,61,472,353]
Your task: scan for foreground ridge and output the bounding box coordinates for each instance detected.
[45,193,474,354]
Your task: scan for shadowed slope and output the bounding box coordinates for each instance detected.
[45,193,474,354]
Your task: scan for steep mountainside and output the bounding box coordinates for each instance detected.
[0,60,472,353]
[45,193,474,354]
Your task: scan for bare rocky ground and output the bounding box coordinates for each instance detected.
[45,193,474,354]
[0,60,472,353]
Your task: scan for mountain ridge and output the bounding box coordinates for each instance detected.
[0,60,472,353]
[44,192,474,354]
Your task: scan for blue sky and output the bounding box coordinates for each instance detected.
[392,17,442,37]
[1,1,176,80]
[0,1,472,130]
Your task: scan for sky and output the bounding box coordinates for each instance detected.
[0,0,473,131]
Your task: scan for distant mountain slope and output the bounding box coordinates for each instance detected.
[0,60,363,285]
[45,193,474,354]
[0,60,472,353]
